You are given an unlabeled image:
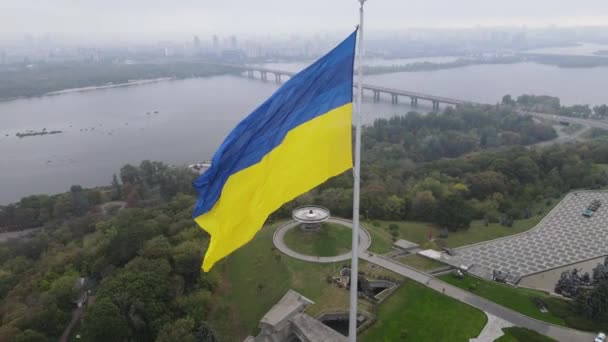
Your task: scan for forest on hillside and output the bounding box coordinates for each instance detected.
[2,105,608,341]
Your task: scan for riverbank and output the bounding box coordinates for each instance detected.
[45,77,174,96]
[0,77,175,103]
[0,60,232,101]
[363,53,608,75]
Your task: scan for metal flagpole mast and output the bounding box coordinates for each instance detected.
[349,0,366,341]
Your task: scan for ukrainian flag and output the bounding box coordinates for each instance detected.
[193,30,357,271]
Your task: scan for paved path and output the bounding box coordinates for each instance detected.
[470,313,513,342]
[361,252,596,342]
[273,218,596,341]
[100,201,126,215]
[0,227,41,242]
[59,306,84,342]
[273,218,371,263]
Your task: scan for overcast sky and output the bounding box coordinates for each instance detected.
[2,0,608,39]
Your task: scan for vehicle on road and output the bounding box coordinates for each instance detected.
[595,332,606,342]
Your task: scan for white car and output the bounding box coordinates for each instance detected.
[596,332,606,342]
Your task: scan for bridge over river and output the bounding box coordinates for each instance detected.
[218,63,608,132]
[220,64,469,110]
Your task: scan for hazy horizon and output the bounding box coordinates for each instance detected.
[2,0,608,42]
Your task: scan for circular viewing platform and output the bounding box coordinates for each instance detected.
[292,206,330,231]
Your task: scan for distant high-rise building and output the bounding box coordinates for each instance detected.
[0,50,6,65]
[230,35,237,49]
[212,35,219,50]
[193,35,201,50]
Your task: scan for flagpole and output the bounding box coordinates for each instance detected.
[349,0,365,341]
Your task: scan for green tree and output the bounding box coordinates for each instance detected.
[411,191,436,221]
[139,235,171,259]
[83,298,130,342]
[467,171,508,199]
[120,164,141,185]
[48,273,79,311]
[70,185,90,216]
[433,195,474,231]
[513,156,540,183]
[52,195,72,219]
[176,290,213,323]
[171,241,204,284]
[96,268,172,340]
[502,94,515,106]
[111,173,122,200]
[155,317,196,342]
[15,329,48,342]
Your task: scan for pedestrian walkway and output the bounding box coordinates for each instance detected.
[272,218,371,263]
[470,313,513,342]
[361,252,595,342]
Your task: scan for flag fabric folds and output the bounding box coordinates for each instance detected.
[193,30,357,271]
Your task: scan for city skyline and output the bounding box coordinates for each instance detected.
[2,0,608,41]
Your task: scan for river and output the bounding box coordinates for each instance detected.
[1,59,608,204]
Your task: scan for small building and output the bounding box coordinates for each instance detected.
[393,239,420,252]
[247,289,347,342]
[292,206,330,231]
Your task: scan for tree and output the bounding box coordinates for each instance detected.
[111,173,122,200]
[20,301,68,338]
[139,235,171,259]
[52,195,72,219]
[513,156,539,183]
[384,195,408,220]
[502,94,515,106]
[194,322,219,342]
[466,171,508,199]
[555,269,586,298]
[176,290,212,323]
[594,104,608,118]
[433,195,473,231]
[592,257,608,284]
[575,280,608,324]
[48,273,79,311]
[83,298,130,342]
[155,317,196,342]
[70,185,90,216]
[171,241,204,284]
[15,330,48,342]
[411,191,435,221]
[96,268,172,340]
[120,164,141,185]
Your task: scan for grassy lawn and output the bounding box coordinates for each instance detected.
[284,222,352,256]
[495,327,556,342]
[395,254,446,271]
[210,221,402,341]
[365,196,560,253]
[361,281,487,342]
[438,274,600,331]
[364,220,437,253]
[443,214,545,248]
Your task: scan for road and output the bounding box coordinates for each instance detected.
[361,252,596,342]
[525,110,608,131]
